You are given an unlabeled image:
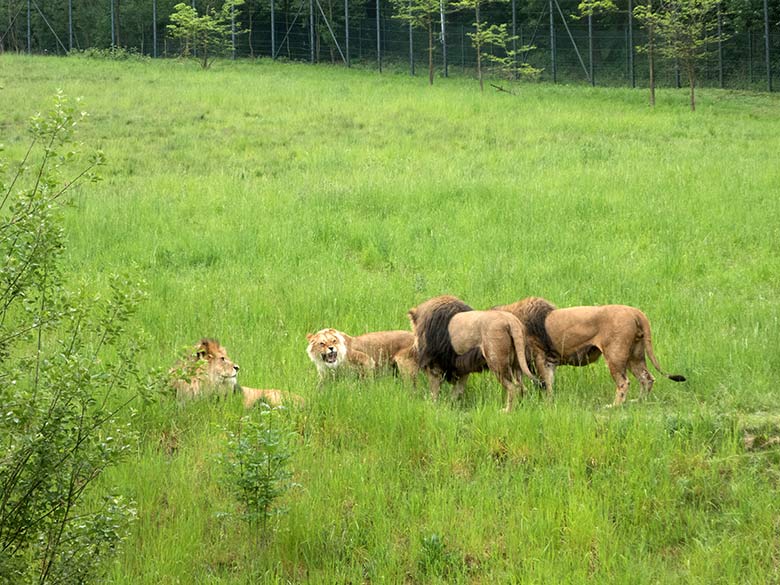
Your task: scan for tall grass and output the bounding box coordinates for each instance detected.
[2,54,779,582]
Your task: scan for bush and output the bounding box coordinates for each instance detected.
[220,406,297,541]
[0,92,145,583]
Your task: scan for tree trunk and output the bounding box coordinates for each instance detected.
[647,0,655,107]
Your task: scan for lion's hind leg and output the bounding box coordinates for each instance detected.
[604,353,631,406]
[628,342,655,399]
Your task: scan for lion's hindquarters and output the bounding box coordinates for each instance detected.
[634,310,687,383]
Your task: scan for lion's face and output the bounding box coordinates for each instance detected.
[197,339,240,388]
[306,328,347,369]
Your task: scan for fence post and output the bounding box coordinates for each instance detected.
[68,0,73,51]
[409,1,414,76]
[512,0,517,79]
[376,0,382,72]
[717,3,723,88]
[550,0,556,83]
[588,13,594,86]
[764,0,772,91]
[27,0,31,53]
[628,0,634,88]
[310,0,314,63]
[441,0,448,77]
[344,0,350,66]
[110,0,115,47]
[153,0,157,57]
[271,0,276,58]
[231,1,236,59]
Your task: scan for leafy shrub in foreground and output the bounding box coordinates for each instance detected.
[0,92,145,584]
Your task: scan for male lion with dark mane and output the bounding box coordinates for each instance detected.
[408,295,538,412]
[306,328,418,384]
[171,338,304,408]
[495,298,686,405]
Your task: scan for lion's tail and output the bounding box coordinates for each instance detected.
[508,318,541,385]
[636,312,686,382]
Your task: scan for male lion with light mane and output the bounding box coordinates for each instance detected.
[495,297,686,405]
[306,328,418,383]
[408,295,538,412]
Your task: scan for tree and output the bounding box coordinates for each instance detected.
[633,0,663,107]
[478,23,540,82]
[391,0,445,85]
[166,0,244,68]
[0,92,145,583]
[635,0,724,111]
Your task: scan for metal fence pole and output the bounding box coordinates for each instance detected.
[309,0,314,63]
[271,0,276,58]
[231,1,236,59]
[344,0,349,66]
[376,0,381,72]
[628,0,634,88]
[27,0,31,53]
[717,3,723,88]
[588,13,594,86]
[441,0,447,77]
[68,0,73,51]
[764,0,772,91]
[408,0,414,76]
[550,0,556,83]
[153,0,157,57]
[748,29,753,84]
[110,0,115,47]
[512,0,517,79]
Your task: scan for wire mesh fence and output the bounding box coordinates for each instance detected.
[1,0,778,91]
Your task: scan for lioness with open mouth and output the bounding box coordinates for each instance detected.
[306,328,417,383]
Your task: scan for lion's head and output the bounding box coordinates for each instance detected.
[171,338,240,400]
[306,328,348,370]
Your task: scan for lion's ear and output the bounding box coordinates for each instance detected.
[407,308,417,323]
[306,333,314,342]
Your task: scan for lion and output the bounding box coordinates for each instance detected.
[239,386,306,409]
[170,338,240,401]
[495,297,686,405]
[408,295,538,412]
[305,328,418,383]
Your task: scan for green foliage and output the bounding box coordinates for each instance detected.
[167,0,245,68]
[68,46,152,62]
[220,408,297,539]
[390,0,444,84]
[634,0,725,110]
[475,23,541,80]
[0,92,143,583]
[577,0,617,17]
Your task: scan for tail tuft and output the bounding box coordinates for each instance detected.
[668,374,686,382]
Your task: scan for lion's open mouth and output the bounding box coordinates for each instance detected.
[322,349,338,364]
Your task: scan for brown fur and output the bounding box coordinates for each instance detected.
[306,328,418,383]
[240,387,306,409]
[496,298,686,405]
[170,338,239,401]
[408,295,538,411]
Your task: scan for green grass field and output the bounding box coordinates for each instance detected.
[2,54,780,583]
